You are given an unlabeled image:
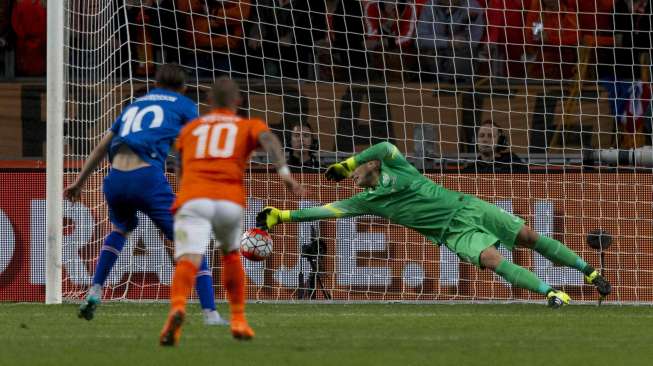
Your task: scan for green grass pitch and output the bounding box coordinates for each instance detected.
[1,303,652,366]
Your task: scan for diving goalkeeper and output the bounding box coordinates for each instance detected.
[257,142,611,307]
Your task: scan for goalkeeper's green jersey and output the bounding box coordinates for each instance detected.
[289,142,468,242]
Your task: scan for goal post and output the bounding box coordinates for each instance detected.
[45,0,66,304]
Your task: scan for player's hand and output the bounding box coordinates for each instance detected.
[281,176,306,196]
[325,162,352,182]
[63,182,83,202]
[256,206,283,231]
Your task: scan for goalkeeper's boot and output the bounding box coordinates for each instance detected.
[78,287,101,321]
[203,310,229,326]
[160,309,186,347]
[231,315,255,340]
[546,290,570,308]
[585,270,612,299]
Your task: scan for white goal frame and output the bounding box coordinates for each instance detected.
[46,1,66,304]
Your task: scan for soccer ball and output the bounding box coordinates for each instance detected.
[240,228,273,261]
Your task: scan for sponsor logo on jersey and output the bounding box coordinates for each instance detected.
[135,94,178,103]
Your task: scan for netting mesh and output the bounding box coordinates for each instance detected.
[53,0,653,303]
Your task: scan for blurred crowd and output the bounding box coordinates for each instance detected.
[2,0,653,170]
[2,0,650,82]
[0,0,46,77]
[120,0,652,83]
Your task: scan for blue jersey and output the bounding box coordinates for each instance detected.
[109,88,198,171]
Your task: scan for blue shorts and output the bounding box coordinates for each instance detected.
[103,166,174,239]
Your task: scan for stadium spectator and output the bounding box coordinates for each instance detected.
[0,0,12,50]
[479,0,527,78]
[312,0,342,81]
[523,0,580,80]
[127,0,157,76]
[363,0,425,82]
[332,1,395,152]
[68,1,124,76]
[577,0,614,32]
[576,0,616,80]
[613,0,651,80]
[119,0,187,74]
[325,0,365,83]
[416,0,485,82]
[287,123,320,172]
[245,0,278,77]
[263,90,309,148]
[177,0,250,77]
[246,0,328,80]
[0,0,11,77]
[12,0,46,76]
[462,120,526,173]
[602,0,652,150]
[602,0,653,149]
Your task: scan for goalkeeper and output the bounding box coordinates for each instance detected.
[257,142,611,307]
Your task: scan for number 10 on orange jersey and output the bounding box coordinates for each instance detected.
[192,122,238,158]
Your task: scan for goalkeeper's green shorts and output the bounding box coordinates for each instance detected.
[442,197,525,267]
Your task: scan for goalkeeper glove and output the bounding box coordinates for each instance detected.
[324,157,358,182]
[256,206,290,231]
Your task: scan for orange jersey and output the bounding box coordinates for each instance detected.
[173,108,269,210]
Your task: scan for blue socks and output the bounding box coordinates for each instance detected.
[92,231,127,286]
[195,257,216,311]
[92,231,215,311]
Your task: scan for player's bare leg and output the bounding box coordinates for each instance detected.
[480,246,570,308]
[160,253,201,346]
[515,226,612,299]
[222,250,254,340]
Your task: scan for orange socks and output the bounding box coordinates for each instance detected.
[170,253,245,321]
[222,251,246,318]
[170,259,198,312]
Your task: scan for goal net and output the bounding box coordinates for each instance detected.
[55,0,653,304]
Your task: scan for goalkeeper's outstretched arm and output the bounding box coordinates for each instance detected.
[325,142,401,181]
[256,197,367,231]
[353,141,401,165]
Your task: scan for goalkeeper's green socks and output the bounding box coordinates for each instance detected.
[533,235,595,276]
[495,259,553,295]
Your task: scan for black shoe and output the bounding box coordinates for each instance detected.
[78,295,100,321]
[585,271,612,297]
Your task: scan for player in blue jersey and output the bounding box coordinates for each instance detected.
[64,64,226,325]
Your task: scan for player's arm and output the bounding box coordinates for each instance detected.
[258,131,305,196]
[325,141,402,181]
[173,119,192,183]
[63,131,114,202]
[256,196,367,231]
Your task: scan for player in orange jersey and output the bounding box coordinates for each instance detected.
[159,77,304,346]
